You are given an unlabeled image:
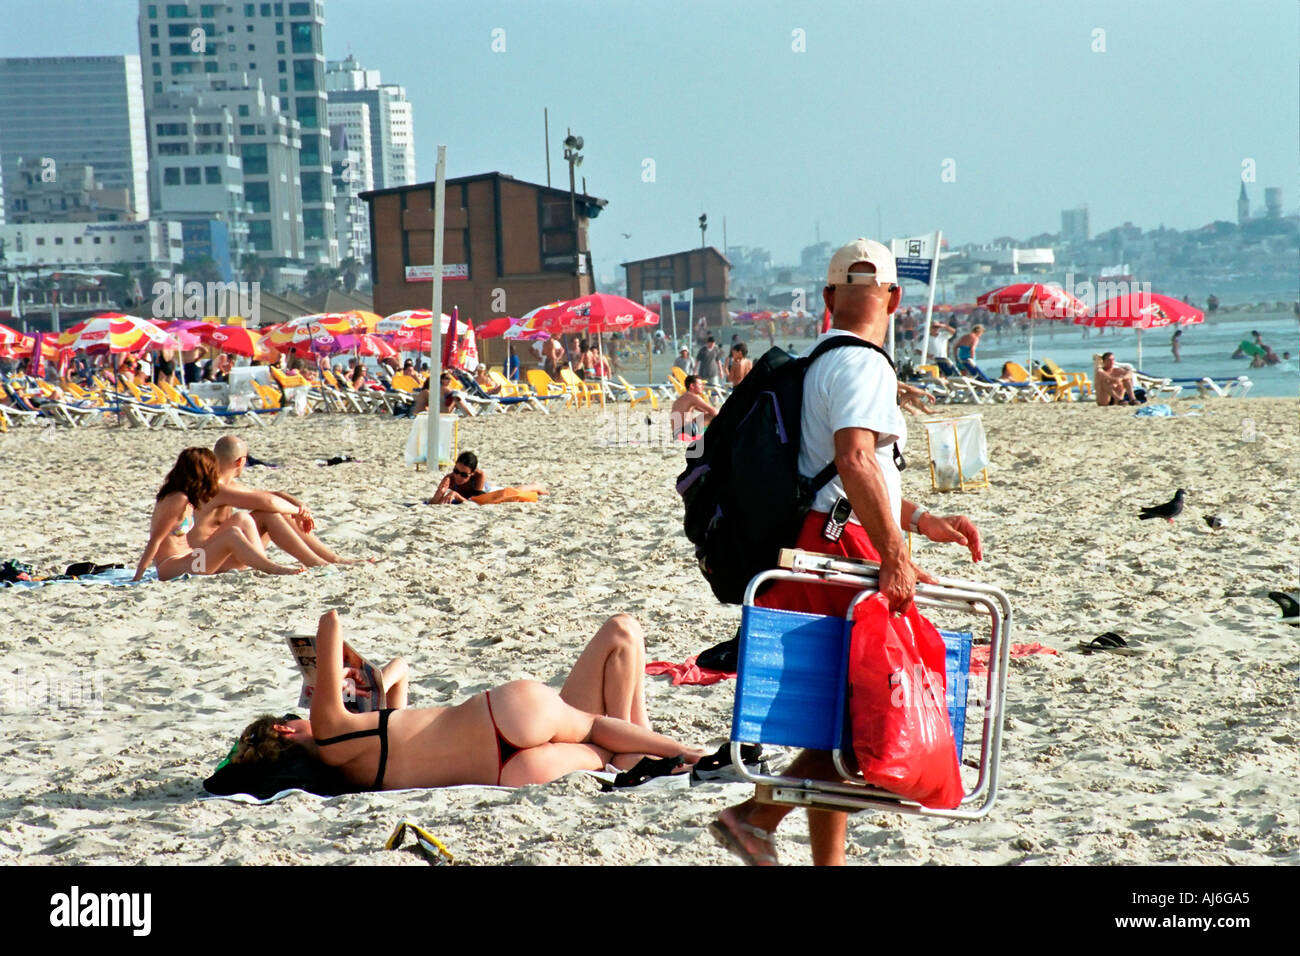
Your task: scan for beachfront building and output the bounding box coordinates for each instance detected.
[1061,205,1090,242]
[0,56,151,222]
[621,247,731,328]
[146,85,301,272]
[325,56,416,189]
[137,0,337,268]
[1,161,136,224]
[0,220,182,272]
[362,172,606,322]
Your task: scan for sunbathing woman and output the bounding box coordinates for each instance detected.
[427,451,548,504]
[232,611,702,789]
[132,447,301,581]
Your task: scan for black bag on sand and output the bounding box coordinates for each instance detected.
[676,336,893,605]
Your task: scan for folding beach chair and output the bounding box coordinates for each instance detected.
[728,549,1011,819]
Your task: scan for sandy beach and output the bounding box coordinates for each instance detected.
[0,394,1296,866]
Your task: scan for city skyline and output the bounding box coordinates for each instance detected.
[1,0,1296,280]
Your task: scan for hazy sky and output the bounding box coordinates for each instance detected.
[4,0,1297,279]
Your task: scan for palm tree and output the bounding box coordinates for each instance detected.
[339,256,363,293]
[241,253,270,288]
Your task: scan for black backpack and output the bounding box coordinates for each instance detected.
[676,336,895,604]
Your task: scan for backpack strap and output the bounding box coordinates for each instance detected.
[805,334,898,494]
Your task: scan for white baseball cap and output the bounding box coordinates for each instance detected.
[826,238,897,287]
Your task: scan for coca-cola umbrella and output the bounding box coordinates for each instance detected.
[522,293,659,379]
[375,310,462,351]
[1074,292,1203,370]
[977,283,1088,373]
[199,324,276,360]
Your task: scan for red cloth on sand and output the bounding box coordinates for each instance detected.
[969,642,1058,675]
[645,656,735,686]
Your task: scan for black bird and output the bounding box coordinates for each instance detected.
[1139,488,1185,522]
[1267,591,1299,626]
[1204,514,1225,530]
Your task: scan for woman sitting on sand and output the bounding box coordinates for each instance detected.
[132,447,301,581]
[231,610,702,789]
[427,451,548,504]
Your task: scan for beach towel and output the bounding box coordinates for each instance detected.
[470,488,540,504]
[969,642,1058,675]
[1133,403,1173,418]
[645,655,736,686]
[1,567,159,589]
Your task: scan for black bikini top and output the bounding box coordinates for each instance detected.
[314,708,392,791]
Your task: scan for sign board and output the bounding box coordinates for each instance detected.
[891,234,938,285]
[405,264,469,282]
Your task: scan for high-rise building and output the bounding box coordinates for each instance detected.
[0,56,150,222]
[329,123,369,263]
[325,55,416,189]
[148,85,302,267]
[326,100,373,193]
[1060,205,1089,242]
[1237,182,1250,224]
[138,0,336,267]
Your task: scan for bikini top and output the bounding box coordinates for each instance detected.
[313,709,393,791]
[172,511,194,537]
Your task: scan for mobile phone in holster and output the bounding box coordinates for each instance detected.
[822,496,853,542]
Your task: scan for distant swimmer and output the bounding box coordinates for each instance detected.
[1138,488,1184,522]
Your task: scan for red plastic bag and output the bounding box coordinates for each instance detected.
[847,594,964,809]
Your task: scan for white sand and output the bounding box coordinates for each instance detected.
[0,395,1296,865]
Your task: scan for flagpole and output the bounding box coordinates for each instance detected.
[426,145,447,476]
[919,229,941,367]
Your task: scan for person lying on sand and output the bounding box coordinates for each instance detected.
[670,375,719,439]
[196,435,360,568]
[132,448,301,581]
[231,610,703,789]
[426,451,548,504]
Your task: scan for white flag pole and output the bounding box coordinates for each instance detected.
[919,229,941,367]
[425,145,447,476]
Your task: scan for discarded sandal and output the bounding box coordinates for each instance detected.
[1077,632,1148,656]
[1267,591,1299,626]
[691,742,766,782]
[610,755,685,788]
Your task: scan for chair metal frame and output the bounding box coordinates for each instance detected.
[731,548,1011,820]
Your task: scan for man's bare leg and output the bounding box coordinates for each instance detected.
[714,748,848,866]
[251,511,348,565]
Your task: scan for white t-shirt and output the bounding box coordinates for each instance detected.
[928,330,951,359]
[799,329,906,527]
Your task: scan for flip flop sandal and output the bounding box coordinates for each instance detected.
[609,755,686,789]
[1267,591,1299,626]
[691,743,765,781]
[1077,632,1148,655]
[708,818,779,866]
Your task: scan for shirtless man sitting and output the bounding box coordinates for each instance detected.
[195,435,357,567]
[1093,351,1137,406]
[670,375,720,439]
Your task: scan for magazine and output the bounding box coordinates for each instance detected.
[285,634,385,714]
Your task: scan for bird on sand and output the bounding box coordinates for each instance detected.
[1204,514,1225,530]
[1139,488,1185,522]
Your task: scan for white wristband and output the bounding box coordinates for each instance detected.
[908,508,928,534]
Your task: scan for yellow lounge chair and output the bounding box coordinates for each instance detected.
[558,368,605,408]
[526,369,574,408]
